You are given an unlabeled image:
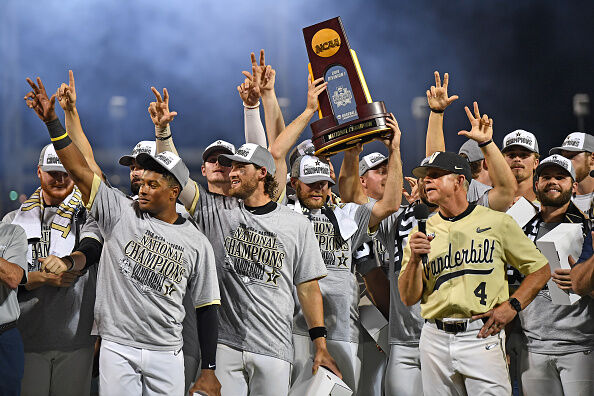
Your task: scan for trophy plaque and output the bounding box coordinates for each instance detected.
[303,17,392,157]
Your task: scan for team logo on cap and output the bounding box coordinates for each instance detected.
[303,158,331,176]
[132,143,154,156]
[367,153,385,165]
[155,152,179,168]
[45,154,62,165]
[235,144,257,159]
[505,134,534,148]
[562,133,584,149]
[427,152,440,164]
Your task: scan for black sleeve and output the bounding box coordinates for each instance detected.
[76,237,103,269]
[196,304,219,370]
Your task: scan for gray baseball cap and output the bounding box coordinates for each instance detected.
[289,139,316,169]
[135,151,190,187]
[218,143,276,176]
[119,141,156,166]
[202,139,235,162]
[38,144,67,173]
[549,132,594,155]
[359,152,388,176]
[291,155,335,185]
[536,154,576,181]
[502,130,539,154]
[458,140,485,163]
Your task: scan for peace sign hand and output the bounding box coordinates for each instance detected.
[148,87,177,128]
[426,71,459,112]
[458,101,493,145]
[24,77,57,122]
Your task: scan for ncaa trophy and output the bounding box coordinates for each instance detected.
[303,17,392,157]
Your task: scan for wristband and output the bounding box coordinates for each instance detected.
[478,139,493,148]
[243,101,260,109]
[430,108,444,114]
[508,297,522,313]
[62,255,75,271]
[45,118,73,150]
[308,326,327,341]
[156,134,172,141]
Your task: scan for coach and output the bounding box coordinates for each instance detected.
[398,151,550,395]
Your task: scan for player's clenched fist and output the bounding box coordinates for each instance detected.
[39,255,72,275]
[189,369,221,396]
[409,231,433,264]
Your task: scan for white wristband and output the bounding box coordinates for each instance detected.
[243,101,260,109]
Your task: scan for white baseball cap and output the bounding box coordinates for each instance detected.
[291,155,335,185]
[359,152,388,176]
[218,143,276,176]
[119,141,157,166]
[135,151,190,187]
[549,132,594,155]
[502,130,539,154]
[536,154,576,181]
[202,140,236,162]
[38,144,66,173]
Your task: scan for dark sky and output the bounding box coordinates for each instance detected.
[1,0,592,212]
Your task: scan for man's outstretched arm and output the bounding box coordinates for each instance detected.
[25,77,95,204]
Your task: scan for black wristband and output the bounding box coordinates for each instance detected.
[478,139,493,148]
[308,326,328,341]
[45,118,72,150]
[509,297,522,313]
[156,134,172,141]
[62,255,75,271]
[430,108,444,114]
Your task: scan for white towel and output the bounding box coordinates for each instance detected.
[12,186,83,264]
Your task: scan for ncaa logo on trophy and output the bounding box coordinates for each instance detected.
[303,17,392,157]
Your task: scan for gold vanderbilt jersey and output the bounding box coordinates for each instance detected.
[400,204,547,319]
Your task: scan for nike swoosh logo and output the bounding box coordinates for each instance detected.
[208,364,216,369]
[486,342,499,350]
[454,166,463,170]
[476,227,491,233]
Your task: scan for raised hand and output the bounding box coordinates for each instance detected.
[458,101,493,145]
[426,71,458,112]
[403,177,419,204]
[381,113,402,152]
[257,50,276,93]
[306,76,328,113]
[24,77,57,122]
[237,76,260,107]
[148,87,178,128]
[57,70,77,112]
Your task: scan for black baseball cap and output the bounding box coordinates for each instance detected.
[412,151,472,181]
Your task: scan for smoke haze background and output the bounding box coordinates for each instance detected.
[1,0,592,212]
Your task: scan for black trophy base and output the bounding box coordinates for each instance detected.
[311,101,392,157]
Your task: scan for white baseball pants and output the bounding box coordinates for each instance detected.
[384,344,423,396]
[98,339,184,396]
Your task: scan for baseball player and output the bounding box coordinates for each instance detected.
[398,151,550,395]
[550,132,594,219]
[287,113,402,393]
[516,155,593,396]
[0,221,28,395]
[3,144,103,396]
[157,77,340,396]
[25,76,222,396]
[501,129,541,205]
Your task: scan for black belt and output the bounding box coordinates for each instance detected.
[429,318,487,334]
[0,320,17,335]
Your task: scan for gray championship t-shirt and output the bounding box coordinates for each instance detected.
[289,202,374,343]
[467,179,491,207]
[190,185,327,362]
[0,223,27,325]
[4,207,102,352]
[88,178,220,351]
[519,222,594,355]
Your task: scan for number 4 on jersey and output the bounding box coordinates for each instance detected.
[474,282,487,305]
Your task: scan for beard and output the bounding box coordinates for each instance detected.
[229,177,259,200]
[536,187,572,207]
[130,178,141,196]
[40,182,73,204]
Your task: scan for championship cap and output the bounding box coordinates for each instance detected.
[502,130,539,154]
[291,155,335,185]
[458,140,485,163]
[289,139,316,169]
[202,140,236,162]
[119,141,156,166]
[412,151,472,181]
[38,144,66,173]
[549,132,594,155]
[218,143,276,176]
[359,152,388,176]
[535,154,576,181]
[135,151,190,187]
